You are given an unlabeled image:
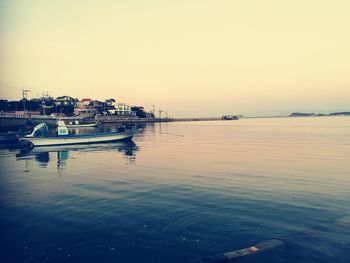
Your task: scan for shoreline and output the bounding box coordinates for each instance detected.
[0,115,231,130]
[1,113,349,130]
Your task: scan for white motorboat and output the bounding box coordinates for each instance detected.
[20,121,134,147]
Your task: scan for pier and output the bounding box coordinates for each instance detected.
[0,112,238,130]
[96,115,224,123]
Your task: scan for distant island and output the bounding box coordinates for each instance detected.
[289,112,350,117]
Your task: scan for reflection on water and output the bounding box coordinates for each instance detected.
[35,152,50,167]
[1,118,350,263]
[68,122,148,135]
[16,142,139,173]
[12,122,147,173]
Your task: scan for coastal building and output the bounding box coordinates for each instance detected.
[53,96,79,116]
[55,96,79,107]
[1,93,152,120]
[104,98,117,115]
[108,103,135,116]
[75,98,98,118]
[80,98,92,107]
[91,100,105,113]
[74,108,98,118]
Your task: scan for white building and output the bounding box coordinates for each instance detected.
[108,103,135,116]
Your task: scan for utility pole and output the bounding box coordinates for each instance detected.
[41,92,46,115]
[42,91,49,98]
[158,109,163,119]
[165,110,168,119]
[149,104,155,118]
[22,87,31,113]
[41,91,49,115]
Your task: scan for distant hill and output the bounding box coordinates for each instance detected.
[328,112,350,116]
[289,112,350,117]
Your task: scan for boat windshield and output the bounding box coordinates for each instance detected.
[27,123,49,137]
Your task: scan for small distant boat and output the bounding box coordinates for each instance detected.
[222,115,239,120]
[66,120,99,128]
[20,121,134,147]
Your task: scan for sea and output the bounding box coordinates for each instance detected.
[0,117,349,263]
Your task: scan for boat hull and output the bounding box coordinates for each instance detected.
[21,132,133,147]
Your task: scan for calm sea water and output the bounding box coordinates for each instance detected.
[0,117,349,263]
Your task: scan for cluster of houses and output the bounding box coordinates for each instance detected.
[53,96,154,118]
[73,97,139,118]
[0,95,154,119]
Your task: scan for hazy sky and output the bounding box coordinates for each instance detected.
[1,0,349,117]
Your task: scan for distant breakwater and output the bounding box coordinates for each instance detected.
[97,115,223,123]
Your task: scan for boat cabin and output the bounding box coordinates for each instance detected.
[57,120,69,136]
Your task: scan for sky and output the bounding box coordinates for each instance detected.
[0,0,349,117]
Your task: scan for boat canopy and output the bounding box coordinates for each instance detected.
[57,120,69,136]
[26,123,49,138]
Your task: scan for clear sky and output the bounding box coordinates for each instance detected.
[0,0,349,117]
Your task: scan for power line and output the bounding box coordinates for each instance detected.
[22,87,31,99]
[22,87,31,112]
[158,108,163,119]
